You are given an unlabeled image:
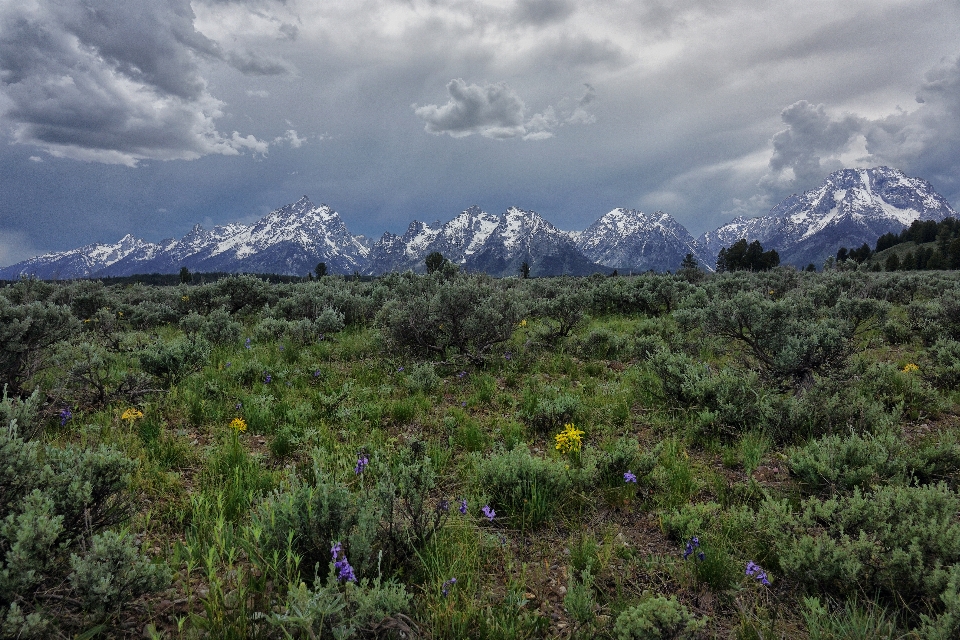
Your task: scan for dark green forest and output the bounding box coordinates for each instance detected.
[3,264,960,639]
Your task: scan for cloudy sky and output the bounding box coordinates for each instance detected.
[1,0,959,265]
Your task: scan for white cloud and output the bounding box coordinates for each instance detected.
[0,0,269,166]
[413,78,595,140]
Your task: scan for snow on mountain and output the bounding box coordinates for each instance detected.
[464,207,604,276]
[0,196,371,279]
[698,167,957,267]
[365,206,501,274]
[0,234,159,280]
[576,208,711,272]
[5,167,953,280]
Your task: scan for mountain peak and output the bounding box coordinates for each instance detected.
[701,165,956,266]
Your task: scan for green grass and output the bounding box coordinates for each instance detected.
[8,270,960,638]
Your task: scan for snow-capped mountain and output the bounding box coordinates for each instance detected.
[364,206,500,274]
[462,207,603,276]
[365,206,604,276]
[3,167,955,280]
[0,234,160,281]
[576,208,710,272]
[699,167,957,267]
[0,196,370,279]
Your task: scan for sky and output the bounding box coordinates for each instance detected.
[1,0,960,266]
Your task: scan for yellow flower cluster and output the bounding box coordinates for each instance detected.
[555,423,584,454]
[230,417,248,433]
[902,363,920,374]
[519,319,528,328]
[121,408,143,421]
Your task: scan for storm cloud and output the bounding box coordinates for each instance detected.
[413,79,595,140]
[0,0,268,165]
[0,0,959,266]
[764,55,960,198]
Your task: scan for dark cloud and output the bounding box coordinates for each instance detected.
[764,55,960,202]
[413,79,595,140]
[865,56,960,189]
[512,0,575,25]
[767,100,863,185]
[413,79,531,139]
[0,0,267,165]
[227,50,294,75]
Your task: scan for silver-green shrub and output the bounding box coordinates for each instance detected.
[613,593,707,640]
[759,483,960,613]
[474,445,571,529]
[0,297,78,393]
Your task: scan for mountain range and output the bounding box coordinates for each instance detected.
[1,166,955,280]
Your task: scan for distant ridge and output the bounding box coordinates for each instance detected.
[698,167,957,267]
[2,167,956,279]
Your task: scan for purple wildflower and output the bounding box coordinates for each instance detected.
[225,361,232,367]
[59,407,72,426]
[624,471,638,483]
[745,561,770,586]
[330,542,356,582]
[683,537,703,561]
[314,369,322,377]
[504,351,512,361]
[397,366,404,372]
[442,577,457,597]
[457,370,467,379]
[458,499,468,515]
[235,402,242,410]
[264,373,272,383]
[481,505,496,521]
[438,499,449,513]
[354,453,369,475]
[279,345,284,351]
[245,337,251,349]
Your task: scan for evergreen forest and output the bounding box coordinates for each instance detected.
[3,264,960,639]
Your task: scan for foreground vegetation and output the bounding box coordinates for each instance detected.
[3,266,960,639]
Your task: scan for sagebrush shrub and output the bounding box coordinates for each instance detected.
[0,297,78,393]
[613,593,707,640]
[517,384,580,433]
[138,335,209,387]
[759,483,960,613]
[474,445,571,529]
[0,423,164,635]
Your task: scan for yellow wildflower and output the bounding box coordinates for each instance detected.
[555,423,584,454]
[902,363,920,374]
[181,295,189,301]
[519,319,527,328]
[121,408,143,421]
[230,417,248,433]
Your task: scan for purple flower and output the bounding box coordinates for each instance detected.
[331,542,356,582]
[59,407,72,426]
[225,361,232,367]
[504,351,512,361]
[264,374,272,383]
[438,499,449,513]
[235,402,242,410]
[457,370,467,379]
[746,561,771,586]
[481,505,496,521]
[683,537,703,561]
[314,369,322,377]
[354,453,369,475]
[397,366,404,372]
[441,577,457,597]
[624,471,638,483]
[245,337,251,349]
[458,499,468,515]
[279,345,284,351]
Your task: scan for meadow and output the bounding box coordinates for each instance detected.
[3,265,960,639]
